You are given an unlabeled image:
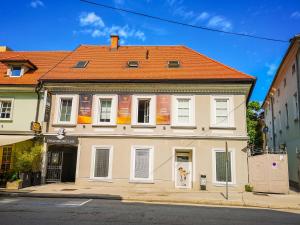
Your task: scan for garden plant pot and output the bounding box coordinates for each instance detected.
[6,180,22,190]
[31,172,41,186]
[20,172,32,188]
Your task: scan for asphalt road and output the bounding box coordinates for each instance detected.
[0,197,299,225]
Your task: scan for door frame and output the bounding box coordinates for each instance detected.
[172,147,195,189]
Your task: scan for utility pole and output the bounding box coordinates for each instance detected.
[225,141,229,200]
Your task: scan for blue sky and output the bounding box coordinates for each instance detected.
[1,0,300,101]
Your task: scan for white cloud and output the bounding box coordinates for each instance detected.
[79,12,105,27]
[266,63,277,76]
[192,12,210,24]
[291,11,300,19]
[173,6,195,19]
[114,0,125,5]
[207,16,232,31]
[75,12,146,42]
[30,0,44,8]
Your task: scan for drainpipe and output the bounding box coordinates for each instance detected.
[34,81,43,124]
[270,96,276,151]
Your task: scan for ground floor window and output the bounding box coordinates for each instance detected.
[212,149,235,184]
[131,146,153,182]
[1,146,12,172]
[91,146,113,179]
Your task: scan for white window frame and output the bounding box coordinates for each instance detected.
[130,145,154,183]
[132,95,156,126]
[210,96,234,128]
[0,98,14,121]
[212,148,236,185]
[54,94,78,125]
[7,65,27,77]
[90,145,113,180]
[92,94,117,126]
[171,95,195,127]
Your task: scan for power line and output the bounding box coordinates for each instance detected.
[80,0,288,43]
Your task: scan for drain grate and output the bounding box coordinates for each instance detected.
[61,189,77,191]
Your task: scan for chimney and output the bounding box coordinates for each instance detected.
[110,35,119,50]
[0,46,12,52]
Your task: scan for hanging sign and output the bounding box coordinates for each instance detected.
[117,95,131,124]
[77,94,92,124]
[156,95,171,125]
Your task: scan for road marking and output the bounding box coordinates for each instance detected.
[57,199,92,207]
[0,198,19,204]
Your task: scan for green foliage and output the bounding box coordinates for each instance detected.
[245,184,254,192]
[247,101,263,148]
[12,140,43,173]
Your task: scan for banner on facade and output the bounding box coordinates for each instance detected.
[77,94,93,124]
[156,95,171,125]
[117,95,131,124]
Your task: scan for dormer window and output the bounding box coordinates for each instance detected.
[11,66,22,77]
[168,60,180,68]
[127,61,139,68]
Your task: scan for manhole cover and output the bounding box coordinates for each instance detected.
[61,189,77,191]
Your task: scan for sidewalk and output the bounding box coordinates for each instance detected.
[1,183,300,211]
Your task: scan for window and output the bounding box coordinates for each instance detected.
[212,149,235,185]
[278,111,282,131]
[127,61,139,68]
[168,60,180,68]
[55,95,78,125]
[59,99,72,122]
[90,146,113,180]
[10,66,22,77]
[0,98,13,120]
[172,96,195,126]
[74,61,89,68]
[285,103,289,128]
[1,146,12,172]
[93,95,117,126]
[132,95,156,126]
[130,146,154,182]
[211,96,234,127]
[277,88,280,97]
[293,93,298,120]
[292,64,295,75]
[283,78,286,87]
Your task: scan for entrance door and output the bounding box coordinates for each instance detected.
[46,151,63,182]
[175,152,192,188]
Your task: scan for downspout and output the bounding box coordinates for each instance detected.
[34,81,43,124]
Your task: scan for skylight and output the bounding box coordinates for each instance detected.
[127,61,139,68]
[168,60,180,68]
[74,61,89,68]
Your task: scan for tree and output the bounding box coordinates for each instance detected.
[247,101,263,148]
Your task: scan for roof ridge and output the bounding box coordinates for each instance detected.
[182,46,255,79]
[79,44,186,47]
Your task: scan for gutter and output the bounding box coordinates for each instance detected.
[246,77,257,104]
[34,81,43,123]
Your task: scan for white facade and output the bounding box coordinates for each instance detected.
[263,35,300,188]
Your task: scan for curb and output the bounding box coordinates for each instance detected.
[1,191,299,211]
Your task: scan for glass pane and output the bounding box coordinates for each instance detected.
[138,99,150,123]
[99,99,112,122]
[177,99,190,123]
[216,99,228,109]
[94,149,109,178]
[178,99,189,108]
[216,152,232,182]
[0,101,12,119]
[11,67,22,76]
[59,99,72,122]
[216,116,228,125]
[134,149,150,179]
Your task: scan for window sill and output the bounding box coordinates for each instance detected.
[171,125,197,129]
[52,123,77,127]
[213,182,236,187]
[209,126,236,130]
[0,118,13,122]
[92,124,117,128]
[88,178,113,183]
[129,180,154,184]
[131,125,156,128]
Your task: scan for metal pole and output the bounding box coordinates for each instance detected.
[225,141,229,200]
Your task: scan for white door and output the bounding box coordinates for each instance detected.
[175,152,192,188]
